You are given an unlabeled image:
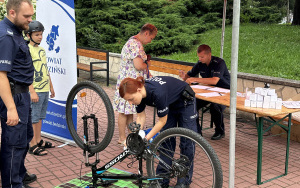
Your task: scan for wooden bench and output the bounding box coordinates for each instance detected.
[149,57,194,76]
[77,47,109,86]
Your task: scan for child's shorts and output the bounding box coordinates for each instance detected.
[31,92,49,124]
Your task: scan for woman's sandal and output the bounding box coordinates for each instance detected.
[29,145,47,156]
[37,139,55,149]
[117,140,127,149]
[117,140,126,145]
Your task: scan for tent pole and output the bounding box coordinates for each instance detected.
[229,0,241,187]
[220,0,227,58]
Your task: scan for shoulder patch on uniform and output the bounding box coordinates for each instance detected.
[6,28,13,36]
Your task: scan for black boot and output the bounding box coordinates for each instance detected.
[23,171,37,185]
[22,185,33,188]
[211,132,225,140]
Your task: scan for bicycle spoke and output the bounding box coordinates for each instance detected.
[66,81,114,153]
[146,128,223,188]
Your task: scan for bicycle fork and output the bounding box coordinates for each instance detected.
[82,114,100,166]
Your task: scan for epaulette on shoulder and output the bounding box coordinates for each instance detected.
[213,56,224,64]
[212,59,218,63]
[6,28,13,36]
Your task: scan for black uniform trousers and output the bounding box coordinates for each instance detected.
[156,97,198,185]
[196,99,226,135]
[0,92,33,188]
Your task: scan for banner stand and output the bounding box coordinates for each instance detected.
[37,0,77,144]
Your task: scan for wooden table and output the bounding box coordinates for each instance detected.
[192,86,300,185]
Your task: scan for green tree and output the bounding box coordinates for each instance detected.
[0,0,36,20]
[0,0,8,20]
[75,0,287,55]
[292,0,300,25]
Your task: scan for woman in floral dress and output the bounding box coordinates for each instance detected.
[113,23,157,144]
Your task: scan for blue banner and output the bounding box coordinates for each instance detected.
[37,0,77,143]
[43,100,72,140]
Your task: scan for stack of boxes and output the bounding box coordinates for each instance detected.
[244,87,282,109]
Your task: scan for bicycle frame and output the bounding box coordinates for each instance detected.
[82,114,165,188]
[89,149,146,188]
[67,82,223,188]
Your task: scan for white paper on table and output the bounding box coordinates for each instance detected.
[197,92,224,97]
[282,101,300,109]
[207,87,230,93]
[190,85,212,90]
[237,92,244,97]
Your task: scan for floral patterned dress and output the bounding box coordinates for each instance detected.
[113,36,148,114]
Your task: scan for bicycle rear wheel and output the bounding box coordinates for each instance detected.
[66,81,114,153]
[146,128,223,188]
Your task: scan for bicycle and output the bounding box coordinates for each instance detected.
[66,81,223,188]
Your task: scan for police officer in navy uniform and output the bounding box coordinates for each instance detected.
[0,0,36,187]
[119,76,198,188]
[179,44,230,140]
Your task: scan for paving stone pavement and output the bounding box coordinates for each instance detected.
[1,73,300,188]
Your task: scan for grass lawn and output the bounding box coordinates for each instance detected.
[158,23,300,81]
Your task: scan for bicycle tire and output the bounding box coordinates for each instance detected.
[146,127,223,188]
[66,81,115,153]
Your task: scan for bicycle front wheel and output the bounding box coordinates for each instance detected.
[66,81,115,153]
[146,127,223,188]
